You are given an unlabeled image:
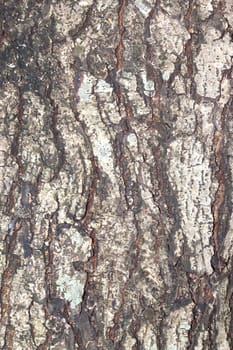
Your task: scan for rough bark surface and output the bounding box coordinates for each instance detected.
[0,0,233,349]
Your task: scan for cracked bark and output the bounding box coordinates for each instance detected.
[0,0,233,349]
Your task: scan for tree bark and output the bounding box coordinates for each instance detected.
[0,0,232,349]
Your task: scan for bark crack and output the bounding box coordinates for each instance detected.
[46,84,66,181]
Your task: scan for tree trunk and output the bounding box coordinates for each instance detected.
[0,0,232,349]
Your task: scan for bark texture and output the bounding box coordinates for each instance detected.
[0,0,233,349]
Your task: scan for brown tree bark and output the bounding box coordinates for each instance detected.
[0,0,232,349]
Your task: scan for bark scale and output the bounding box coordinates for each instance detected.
[0,0,232,349]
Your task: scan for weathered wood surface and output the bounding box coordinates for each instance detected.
[0,0,232,349]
